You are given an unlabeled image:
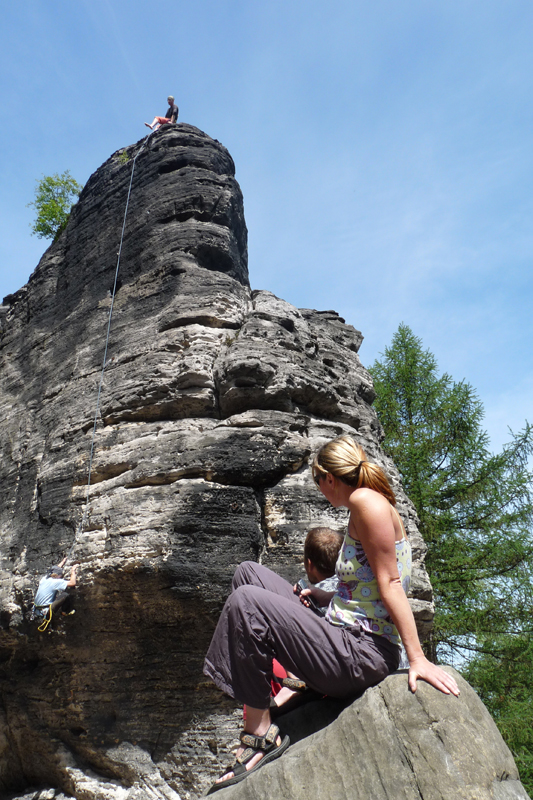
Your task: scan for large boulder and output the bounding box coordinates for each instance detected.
[206,669,528,800]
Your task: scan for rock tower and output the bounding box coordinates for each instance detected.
[1,125,516,800]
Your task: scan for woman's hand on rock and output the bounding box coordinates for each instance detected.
[408,655,460,696]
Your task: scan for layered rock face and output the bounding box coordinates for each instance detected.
[0,125,525,800]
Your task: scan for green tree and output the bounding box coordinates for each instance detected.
[370,324,533,792]
[27,171,83,241]
[463,634,533,789]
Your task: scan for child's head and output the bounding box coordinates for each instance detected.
[304,527,343,584]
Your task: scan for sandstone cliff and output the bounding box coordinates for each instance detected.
[0,125,526,799]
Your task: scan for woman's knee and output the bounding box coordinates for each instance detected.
[225,584,265,627]
[232,560,260,590]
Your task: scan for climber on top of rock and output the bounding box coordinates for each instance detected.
[145,95,179,130]
[33,557,77,619]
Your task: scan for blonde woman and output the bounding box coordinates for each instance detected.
[203,435,459,793]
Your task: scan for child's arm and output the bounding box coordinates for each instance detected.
[294,582,335,608]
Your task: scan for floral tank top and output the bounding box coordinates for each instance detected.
[325,510,411,647]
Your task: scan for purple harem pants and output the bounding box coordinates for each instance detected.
[203,561,400,708]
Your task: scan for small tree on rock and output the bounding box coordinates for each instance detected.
[27,171,83,241]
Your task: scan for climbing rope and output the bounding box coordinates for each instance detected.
[31,130,161,628]
[65,130,156,563]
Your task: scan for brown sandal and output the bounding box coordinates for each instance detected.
[280,677,307,691]
[269,677,309,707]
[207,723,290,794]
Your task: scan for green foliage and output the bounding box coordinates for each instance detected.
[370,324,533,793]
[118,150,130,164]
[224,330,239,347]
[27,171,83,241]
[463,635,533,790]
[370,323,533,659]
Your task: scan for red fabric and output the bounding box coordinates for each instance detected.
[271,658,287,696]
[243,659,287,720]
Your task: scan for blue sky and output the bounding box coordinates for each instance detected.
[1,1,531,452]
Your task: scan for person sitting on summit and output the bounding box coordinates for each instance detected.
[33,557,77,618]
[145,95,179,130]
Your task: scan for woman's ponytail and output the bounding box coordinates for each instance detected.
[312,436,395,505]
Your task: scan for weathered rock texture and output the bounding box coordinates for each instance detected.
[0,124,526,799]
[215,669,529,800]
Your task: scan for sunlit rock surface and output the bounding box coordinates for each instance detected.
[213,669,529,800]
[0,124,514,800]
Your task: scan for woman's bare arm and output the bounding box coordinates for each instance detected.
[349,489,460,696]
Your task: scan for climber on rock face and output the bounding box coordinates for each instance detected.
[33,557,77,619]
[145,95,179,130]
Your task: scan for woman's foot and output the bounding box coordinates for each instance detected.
[270,684,301,708]
[271,676,308,708]
[207,719,290,794]
[144,122,153,129]
[216,726,282,783]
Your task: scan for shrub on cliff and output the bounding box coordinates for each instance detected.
[27,170,83,241]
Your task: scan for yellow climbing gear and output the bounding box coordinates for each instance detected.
[37,605,53,632]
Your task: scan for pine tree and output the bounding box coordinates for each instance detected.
[370,324,533,793]
[463,634,533,789]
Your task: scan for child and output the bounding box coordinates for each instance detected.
[302,526,343,595]
[270,527,343,708]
